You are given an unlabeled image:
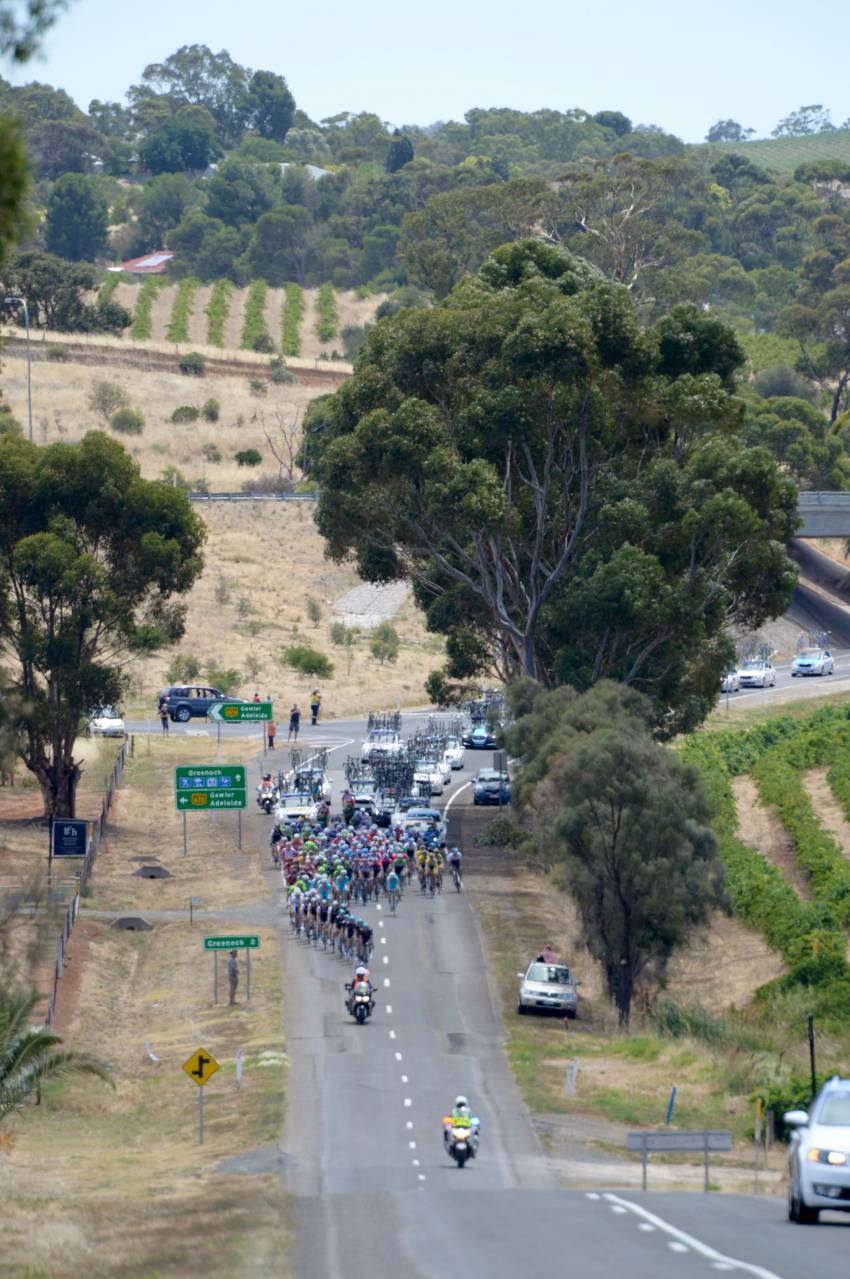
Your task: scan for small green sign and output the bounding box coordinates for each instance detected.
[208,701,273,723]
[175,765,247,811]
[203,935,260,950]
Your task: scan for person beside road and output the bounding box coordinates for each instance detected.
[159,703,169,734]
[228,950,239,1005]
[310,689,322,725]
[288,704,301,741]
[267,719,276,750]
[536,944,558,964]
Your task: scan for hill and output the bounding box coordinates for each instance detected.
[699,128,850,175]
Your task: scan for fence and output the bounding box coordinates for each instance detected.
[45,737,132,1025]
[187,490,318,503]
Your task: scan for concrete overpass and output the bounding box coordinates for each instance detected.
[796,492,850,537]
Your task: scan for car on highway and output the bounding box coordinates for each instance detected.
[791,649,834,677]
[444,736,465,770]
[274,792,319,824]
[157,685,242,722]
[463,723,497,749]
[785,1076,850,1223]
[361,728,404,763]
[399,806,446,845]
[351,779,380,814]
[737,659,776,689]
[720,669,740,693]
[413,757,445,796]
[473,767,511,805]
[85,706,126,738]
[291,766,331,801]
[517,960,578,1017]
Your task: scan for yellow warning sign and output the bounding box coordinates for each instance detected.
[182,1047,220,1087]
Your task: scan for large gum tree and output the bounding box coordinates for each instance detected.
[0,432,205,816]
[309,239,798,734]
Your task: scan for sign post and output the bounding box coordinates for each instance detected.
[182,1047,220,1144]
[204,936,260,1004]
[174,765,247,811]
[49,819,89,887]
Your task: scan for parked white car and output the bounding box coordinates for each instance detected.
[720,670,740,694]
[738,659,776,689]
[791,649,834,677]
[444,736,465,770]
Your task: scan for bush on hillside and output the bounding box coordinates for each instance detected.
[110,407,144,434]
[179,352,206,376]
[89,380,128,423]
[235,448,262,467]
[201,398,220,421]
[171,404,199,423]
[281,644,334,678]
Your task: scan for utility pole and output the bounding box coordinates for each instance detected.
[5,295,33,441]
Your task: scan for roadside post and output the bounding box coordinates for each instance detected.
[626,1129,732,1192]
[493,750,507,809]
[807,1012,817,1101]
[754,1097,764,1193]
[665,1085,677,1124]
[182,1047,220,1144]
[204,934,260,1004]
[175,766,247,855]
[565,1057,580,1097]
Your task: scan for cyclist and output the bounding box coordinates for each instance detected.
[386,865,401,913]
[448,846,463,890]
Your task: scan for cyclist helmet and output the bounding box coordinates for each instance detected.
[455,1095,468,1109]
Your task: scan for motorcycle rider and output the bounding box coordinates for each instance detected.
[257,772,275,805]
[443,1094,479,1155]
[345,963,375,1015]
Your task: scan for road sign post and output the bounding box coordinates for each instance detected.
[182,1047,220,1144]
[626,1130,731,1192]
[204,936,259,1003]
[174,765,247,811]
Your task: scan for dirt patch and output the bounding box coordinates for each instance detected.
[804,766,850,860]
[223,286,250,350]
[266,287,284,348]
[189,284,214,346]
[732,775,810,898]
[298,288,321,360]
[666,910,784,1008]
[149,283,176,342]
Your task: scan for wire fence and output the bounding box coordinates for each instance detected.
[45,737,133,1025]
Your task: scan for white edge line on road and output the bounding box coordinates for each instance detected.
[602,1195,785,1279]
[383,977,391,987]
[406,1121,414,1129]
[443,780,472,817]
[389,1029,396,1040]
[386,1004,392,1014]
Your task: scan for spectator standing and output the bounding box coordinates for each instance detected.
[310,689,322,726]
[288,704,301,741]
[228,950,239,1005]
[159,704,169,735]
[252,691,260,703]
[267,719,276,750]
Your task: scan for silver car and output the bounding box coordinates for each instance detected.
[517,960,578,1018]
[738,659,776,688]
[785,1077,850,1223]
[791,649,834,677]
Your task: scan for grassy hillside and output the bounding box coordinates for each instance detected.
[700,129,850,175]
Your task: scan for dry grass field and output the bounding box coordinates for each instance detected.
[1,735,289,1279]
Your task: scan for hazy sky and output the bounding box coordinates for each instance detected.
[9,0,848,143]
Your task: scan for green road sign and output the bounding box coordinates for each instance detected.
[175,765,246,811]
[208,701,273,723]
[203,935,260,950]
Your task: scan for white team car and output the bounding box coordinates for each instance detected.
[413,757,445,796]
[85,707,126,737]
[720,670,740,694]
[786,1077,850,1223]
[444,736,465,769]
[737,659,776,689]
[274,792,318,823]
[791,649,834,677]
[361,729,404,763]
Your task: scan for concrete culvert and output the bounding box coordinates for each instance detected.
[133,865,172,879]
[111,916,154,931]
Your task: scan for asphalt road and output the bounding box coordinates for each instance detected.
[256,713,850,1279]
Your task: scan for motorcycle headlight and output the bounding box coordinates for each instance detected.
[808,1148,848,1165]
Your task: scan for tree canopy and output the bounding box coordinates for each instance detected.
[0,432,206,815]
[310,239,798,734]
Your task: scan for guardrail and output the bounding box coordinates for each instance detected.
[188,490,318,502]
[45,736,132,1025]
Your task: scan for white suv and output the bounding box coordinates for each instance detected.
[786,1077,850,1223]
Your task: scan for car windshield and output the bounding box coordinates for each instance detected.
[817,1094,850,1125]
[407,809,437,820]
[96,707,120,719]
[369,731,396,743]
[281,793,312,805]
[742,660,764,670]
[415,759,437,770]
[799,651,822,659]
[527,963,572,984]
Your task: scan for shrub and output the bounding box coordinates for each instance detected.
[252,332,275,353]
[179,351,206,376]
[160,465,188,488]
[204,662,242,696]
[240,279,270,351]
[205,279,232,348]
[753,364,816,402]
[201,397,220,421]
[329,621,355,646]
[249,378,267,397]
[166,276,199,344]
[315,282,338,342]
[240,471,292,494]
[370,621,400,664]
[306,597,322,626]
[281,282,303,356]
[341,323,369,360]
[281,644,334,678]
[171,404,199,423]
[165,652,201,682]
[45,344,69,362]
[130,277,162,340]
[110,407,144,434]
[215,575,232,604]
[269,357,296,384]
[235,448,262,467]
[201,442,222,462]
[89,380,128,423]
[473,814,523,848]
